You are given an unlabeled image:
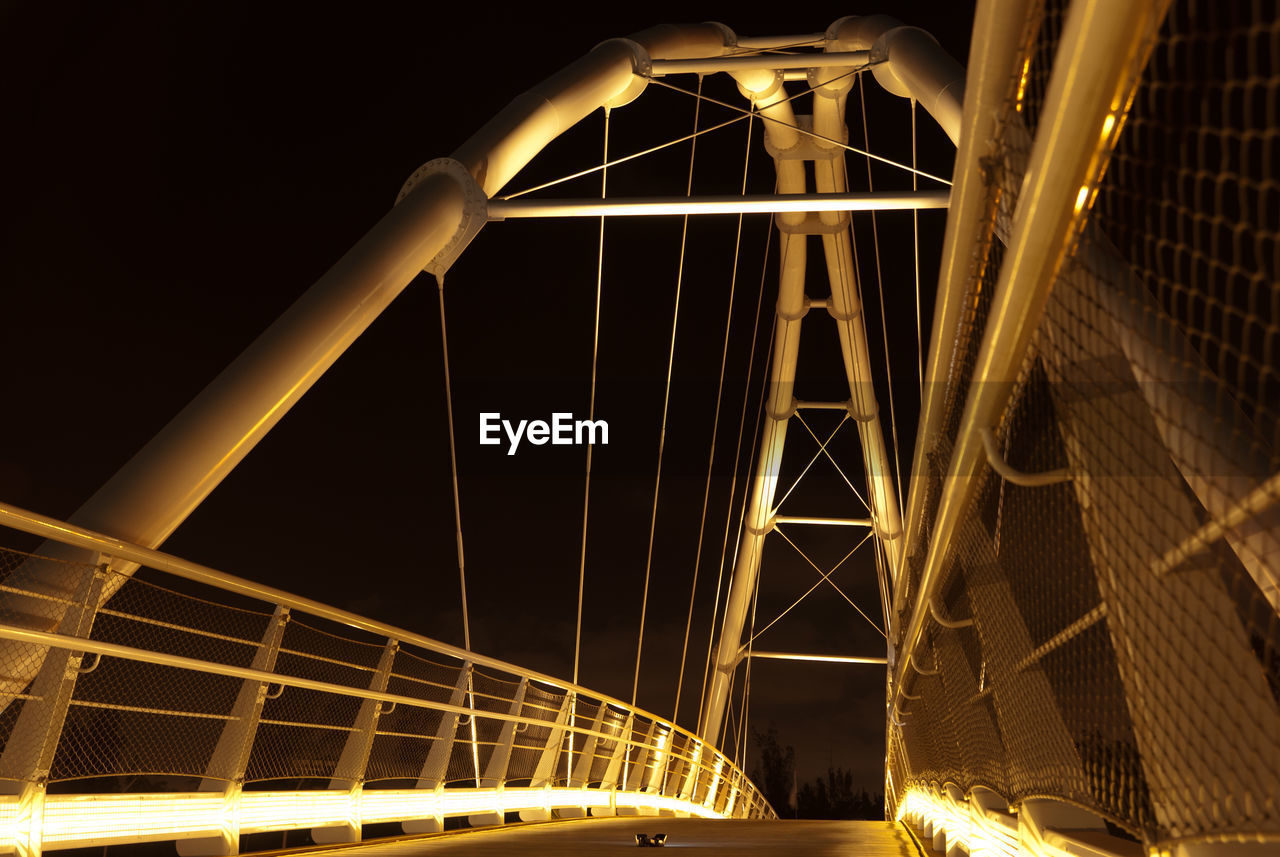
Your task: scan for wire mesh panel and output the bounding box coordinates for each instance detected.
[892,0,1280,849]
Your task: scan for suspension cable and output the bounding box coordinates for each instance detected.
[672,106,755,728]
[501,66,884,202]
[745,529,877,647]
[646,74,953,187]
[573,108,610,688]
[793,413,869,511]
[435,274,471,652]
[773,526,885,636]
[771,414,857,515]
[697,214,774,737]
[633,76,704,707]
[734,568,760,770]
[856,76,907,520]
[911,97,923,401]
[873,524,893,632]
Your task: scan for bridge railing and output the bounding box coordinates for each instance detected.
[890,0,1279,854]
[0,503,772,855]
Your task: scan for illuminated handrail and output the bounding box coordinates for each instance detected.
[0,503,773,855]
[0,498,756,786]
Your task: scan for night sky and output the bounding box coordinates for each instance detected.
[3,3,972,792]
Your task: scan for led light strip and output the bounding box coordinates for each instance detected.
[0,787,727,850]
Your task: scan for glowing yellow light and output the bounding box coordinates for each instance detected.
[1102,113,1116,138]
[1074,185,1091,213]
[22,785,732,849]
[1015,57,1031,112]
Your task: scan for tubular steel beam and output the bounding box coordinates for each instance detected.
[743,651,888,665]
[772,515,873,527]
[487,190,950,220]
[650,50,870,75]
[890,0,1172,721]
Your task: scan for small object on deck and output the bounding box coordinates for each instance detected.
[635,833,651,847]
[652,832,668,846]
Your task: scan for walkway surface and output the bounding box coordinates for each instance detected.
[271,818,921,857]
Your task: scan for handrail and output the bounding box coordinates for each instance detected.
[889,0,1169,722]
[0,499,757,793]
[0,623,662,755]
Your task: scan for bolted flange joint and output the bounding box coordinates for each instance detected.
[395,158,487,278]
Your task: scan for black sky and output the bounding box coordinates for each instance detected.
[3,2,973,791]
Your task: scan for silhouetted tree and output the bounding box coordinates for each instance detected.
[749,724,796,815]
[797,767,885,819]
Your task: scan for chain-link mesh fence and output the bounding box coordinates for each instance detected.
[891,0,1280,848]
[0,535,771,833]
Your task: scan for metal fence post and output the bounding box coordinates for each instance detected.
[0,558,105,857]
[558,702,606,819]
[591,712,631,817]
[312,638,398,845]
[617,719,658,817]
[403,661,471,833]
[517,690,573,822]
[465,676,527,827]
[177,605,289,857]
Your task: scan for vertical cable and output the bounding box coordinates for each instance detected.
[857,76,907,520]
[734,555,760,772]
[574,107,610,689]
[673,109,754,729]
[569,111,610,788]
[633,77,704,707]
[435,275,470,652]
[698,242,775,737]
[911,98,923,402]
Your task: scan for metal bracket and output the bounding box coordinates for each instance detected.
[765,115,845,160]
[910,654,939,676]
[929,598,974,629]
[766,399,798,421]
[827,304,862,323]
[395,158,487,278]
[979,427,1072,487]
[775,212,850,234]
[594,38,653,108]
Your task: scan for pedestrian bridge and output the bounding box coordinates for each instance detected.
[2,2,1278,857]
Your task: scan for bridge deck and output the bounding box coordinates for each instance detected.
[272,818,920,856]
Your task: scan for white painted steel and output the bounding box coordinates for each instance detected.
[889,0,1172,726]
[772,515,873,527]
[0,502,773,852]
[650,51,870,75]
[743,651,888,665]
[700,13,964,748]
[487,190,950,219]
[898,0,1037,619]
[0,499,756,779]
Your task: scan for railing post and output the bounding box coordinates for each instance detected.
[676,741,701,803]
[311,638,397,845]
[177,605,289,857]
[591,712,631,817]
[0,557,106,857]
[403,661,471,833]
[466,676,528,828]
[557,702,606,819]
[516,690,573,822]
[617,719,658,816]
